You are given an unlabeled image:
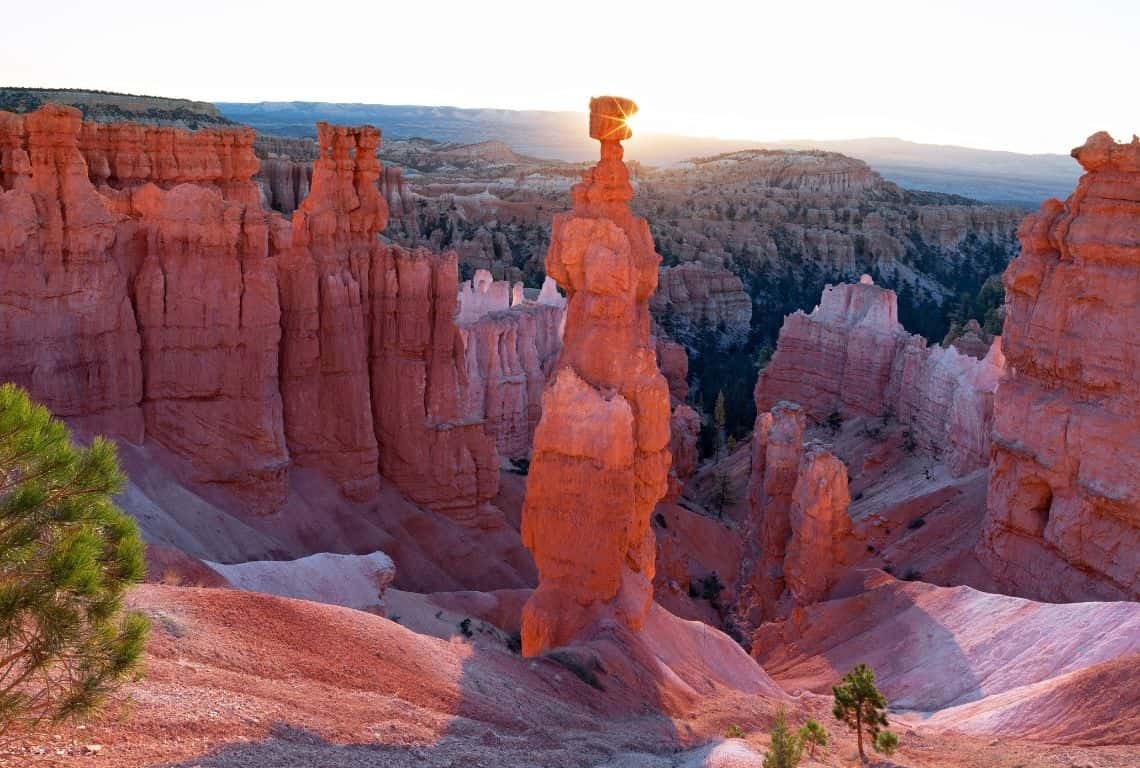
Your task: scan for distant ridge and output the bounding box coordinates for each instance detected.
[0,87,234,129]
[0,89,1078,205]
[219,101,1080,206]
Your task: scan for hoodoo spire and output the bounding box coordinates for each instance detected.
[519,97,672,656]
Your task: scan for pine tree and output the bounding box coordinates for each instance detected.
[713,391,727,459]
[832,663,890,760]
[763,707,803,768]
[710,472,735,517]
[873,729,899,756]
[0,384,148,735]
[798,718,828,758]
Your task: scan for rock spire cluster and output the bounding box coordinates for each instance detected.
[0,105,498,516]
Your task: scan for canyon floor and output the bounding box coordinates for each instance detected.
[3,583,1137,768]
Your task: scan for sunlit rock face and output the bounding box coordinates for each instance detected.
[982,132,1140,602]
[0,105,288,510]
[0,105,499,516]
[457,280,565,462]
[755,277,1005,476]
[520,97,672,656]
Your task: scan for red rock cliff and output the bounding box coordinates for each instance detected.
[649,261,752,343]
[0,105,498,516]
[982,132,1140,602]
[0,105,289,510]
[520,97,672,656]
[756,276,1005,476]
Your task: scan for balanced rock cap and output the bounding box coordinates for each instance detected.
[589,96,638,142]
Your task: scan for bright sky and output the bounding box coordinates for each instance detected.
[2,0,1135,154]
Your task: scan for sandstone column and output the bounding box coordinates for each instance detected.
[982,132,1140,602]
[520,97,671,656]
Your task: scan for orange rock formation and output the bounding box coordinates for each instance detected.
[738,403,862,628]
[0,105,498,516]
[983,132,1140,602]
[756,277,1005,476]
[520,97,672,656]
[739,402,806,627]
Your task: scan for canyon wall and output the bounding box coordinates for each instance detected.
[755,276,1005,476]
[456,272,565,461]
[0,105,498,516]
[520,97,672,656]
[982,133,1140,602]
[649,261,751,343]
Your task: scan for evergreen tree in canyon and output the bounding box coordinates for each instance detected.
[0,384,148,734]
[832,663,895,760]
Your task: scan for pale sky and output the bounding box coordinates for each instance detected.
[2,0,1135,154]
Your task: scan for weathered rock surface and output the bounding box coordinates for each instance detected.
[982,133,1140,602]
[0,105,499,516]
[206,551,396,615]
[256,156,312,214]
[520,97,672,656]
[0,105,290,509]
[950,318,994,359]
[458,299,564,461]
[277,122,386,500]
[784,444,855,605]
[753,570,1140,745]
[456,268,516,323]
[756,277,1005,475]
[250,135,317,215]
[0,105,144,440]
[649,261,751,343]
[669,405,701,484]
[370,246,500,513]
[651,499,742,628]
[737,403,805,626]
[654,335,690,403]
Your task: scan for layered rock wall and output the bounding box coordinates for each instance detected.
[520,97,672,656]
[755,276,1005,475]
[982,133,1140,602]
[459,303,564,461]
[278,123,386,500]
[0,105,498,516]
[783,444,854,606]
[650,261,752,343]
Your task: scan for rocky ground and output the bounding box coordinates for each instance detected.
[3,584,1136,768]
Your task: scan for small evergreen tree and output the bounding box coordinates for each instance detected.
[710,472,735,517]
[873,729,899,756]
[755,342,775,371]
[763,707,803,768]
[0,384,148,735]
[832,663,890,760]
[713,391,727,458]
[798,718,828,758]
